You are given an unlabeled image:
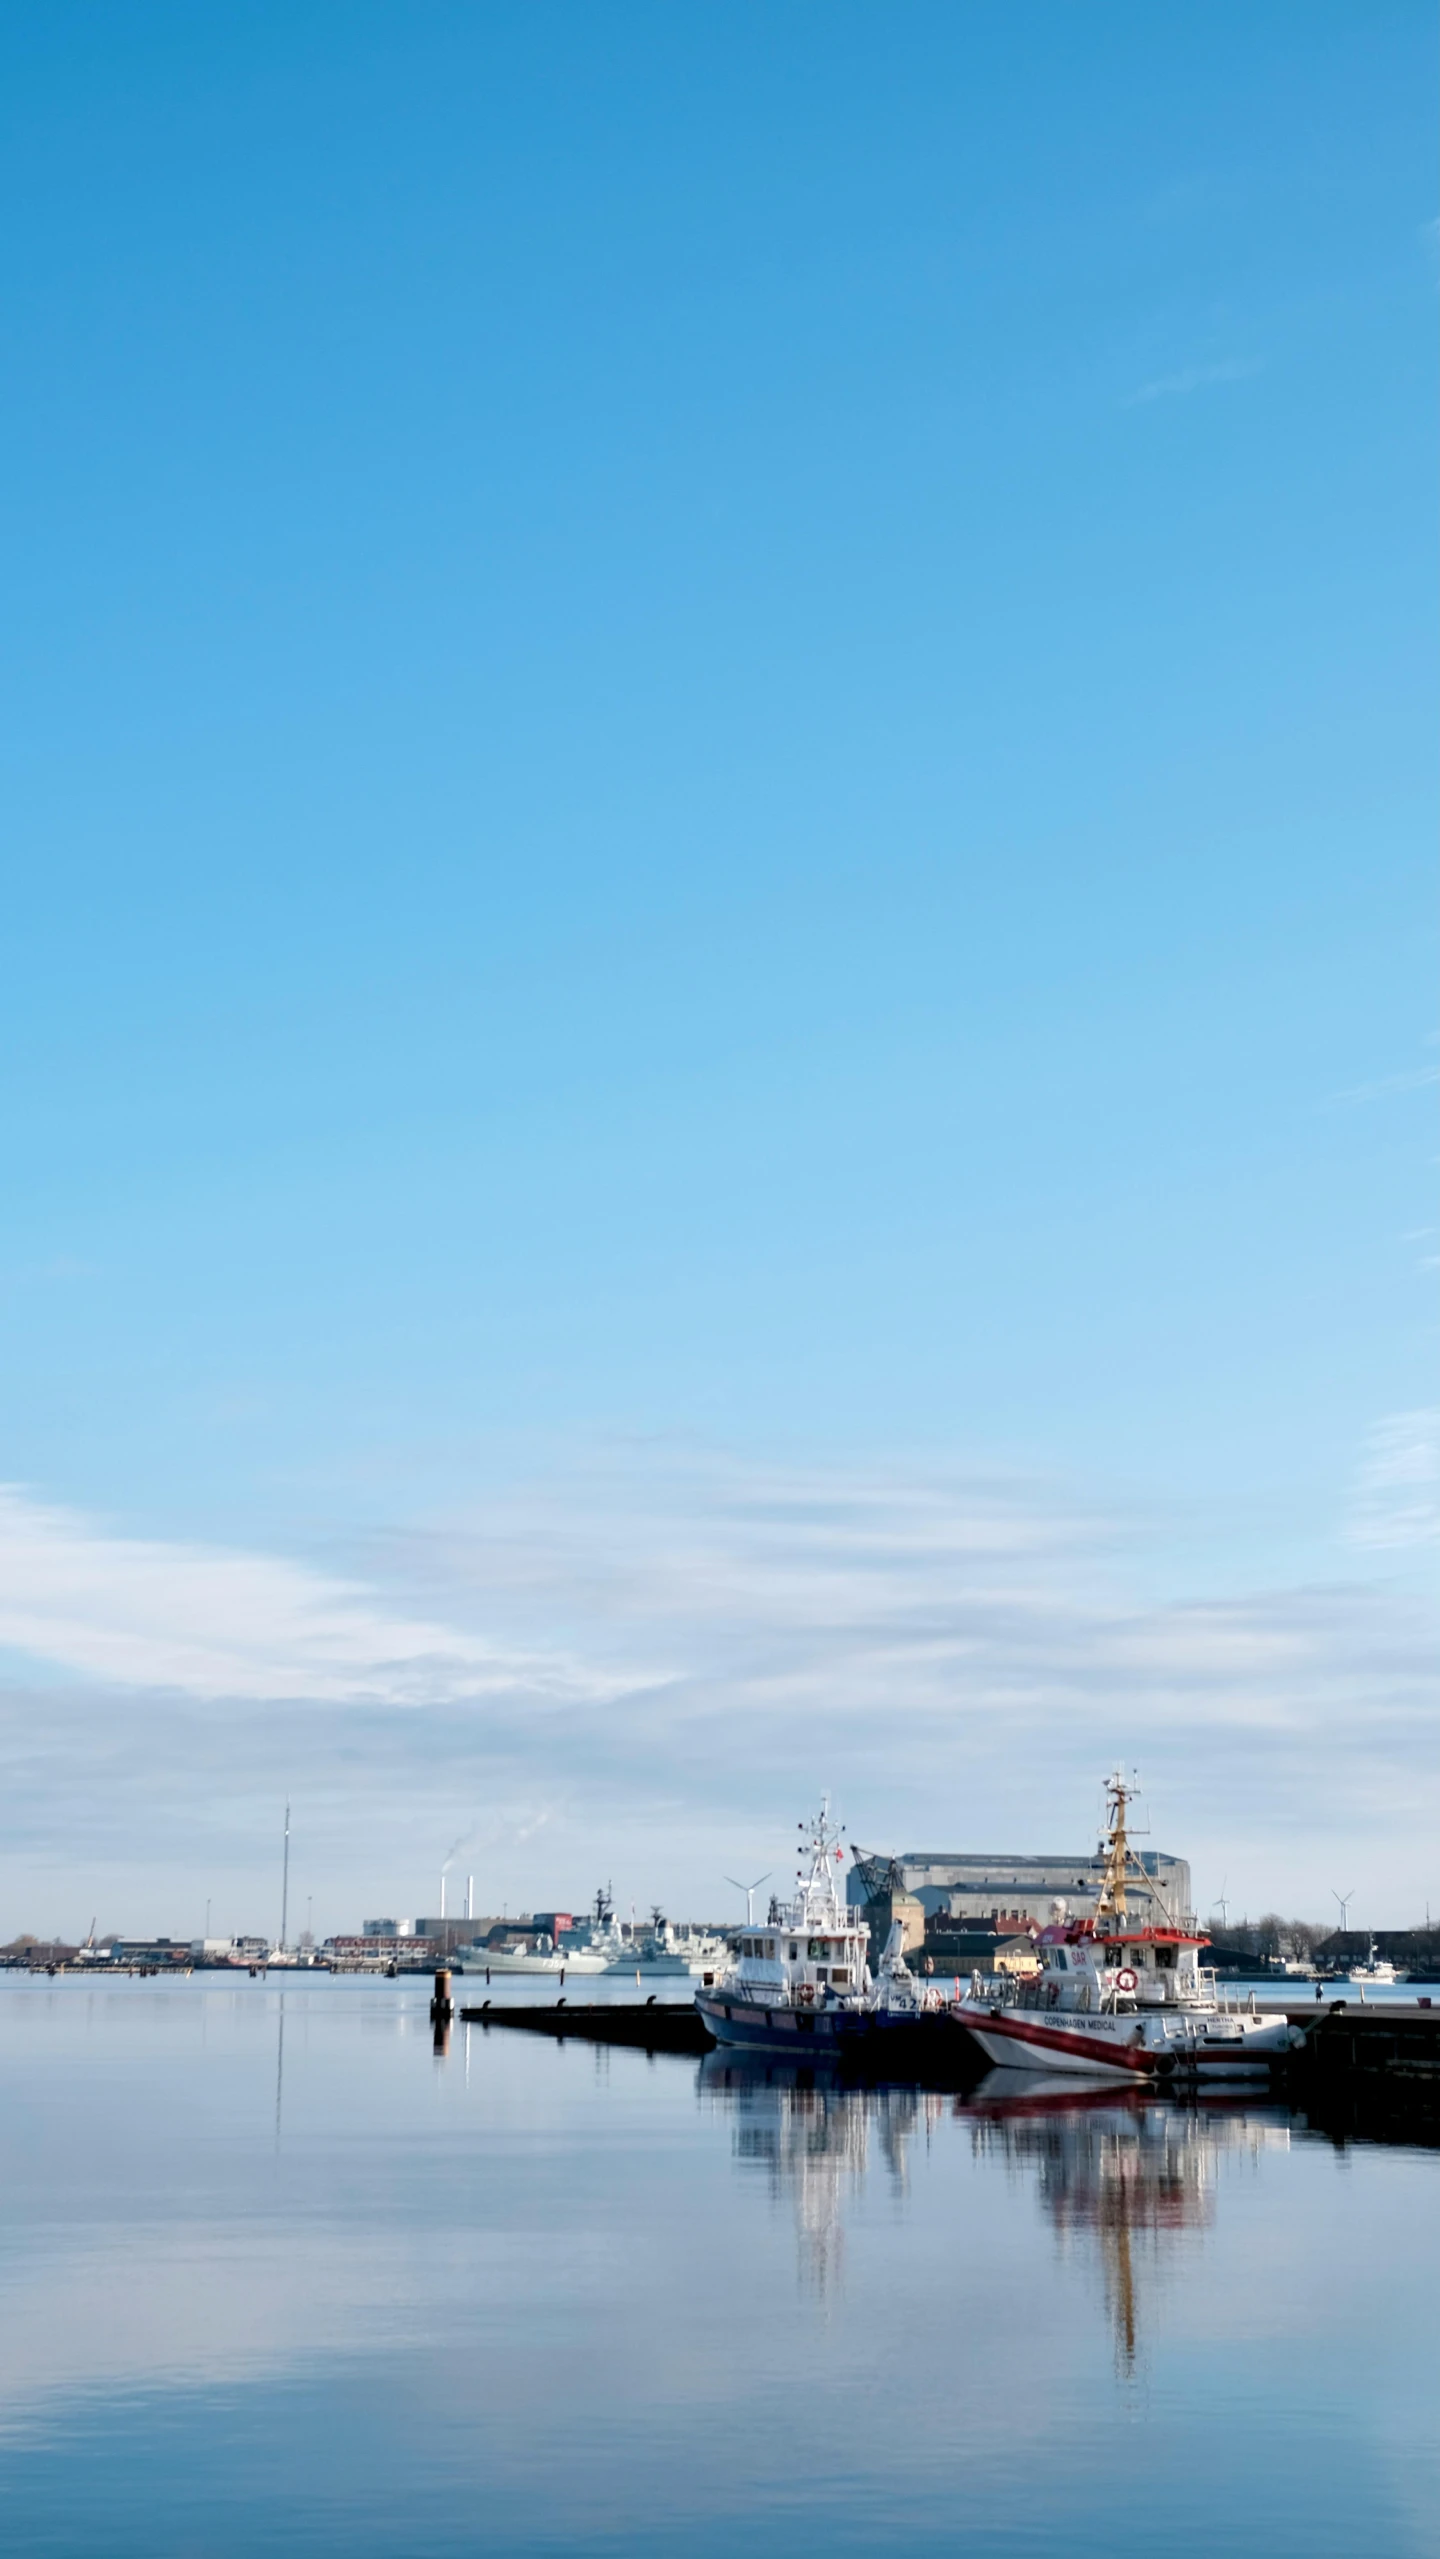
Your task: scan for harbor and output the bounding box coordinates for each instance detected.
[422,1778,1440,2129]
[3,7,1430,2552]
[13,1773,1438,2130]
[5,1954,1435,2559]
[455,1987,1440,2121]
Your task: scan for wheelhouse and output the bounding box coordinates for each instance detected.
[1024,1919,1210,2013]
[726,1806,871,2008]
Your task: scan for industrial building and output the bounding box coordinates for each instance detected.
[849,1844,1193,1948]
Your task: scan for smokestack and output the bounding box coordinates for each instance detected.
[439,1871,446,1923]
[466,1875,474,1921]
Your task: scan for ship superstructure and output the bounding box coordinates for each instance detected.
[697,1802,920,2051]
[955,1774,1294,2080]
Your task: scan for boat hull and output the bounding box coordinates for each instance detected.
[964,2016,1155,2079]
[455,1951,608,1976]
[958,2002,1286,2079]
[598,1957,693,1978]
[697,1992,876,2052]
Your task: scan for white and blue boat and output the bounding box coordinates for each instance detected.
[696,1802,926,2052]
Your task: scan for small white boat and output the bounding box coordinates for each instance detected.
[954,1775,1295,2082]
[1347,1941,1397,1986]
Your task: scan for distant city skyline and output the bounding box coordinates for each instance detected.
[1,6,1434,1930]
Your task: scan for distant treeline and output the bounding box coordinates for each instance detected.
[1206,1918,1439,1965]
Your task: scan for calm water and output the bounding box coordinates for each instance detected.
[0,1978,1435,2558]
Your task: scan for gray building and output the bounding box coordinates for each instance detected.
[849,1847,1192,1931]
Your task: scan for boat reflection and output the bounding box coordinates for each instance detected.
[969,2070,1290,2365]
[700,2052,932,2292]
[702,2051,1288,2357]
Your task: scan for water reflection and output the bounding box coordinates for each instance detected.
[968,2075,1288,2365]
[273,1990,286,2142]
[1,1986,1436,2558]
[701,2053,930,2291]
[703,2053,1290,2362]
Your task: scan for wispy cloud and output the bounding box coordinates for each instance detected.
[1348,1411,1440,1552]
[1332,1063,1440,1104]
[0,1484,628,1705]
[0,1452,1434,1927]
[1127,357,1260,407]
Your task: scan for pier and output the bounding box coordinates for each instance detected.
[460,1999,714,2054]
[460,1991,1440,2118]
[458,1999,989,2082]
[1279,1998,1440,2135]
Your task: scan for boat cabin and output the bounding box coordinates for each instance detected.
[1023,1920,1210,2014]
[733,1926,870,2001]
[725,1804,872,2009]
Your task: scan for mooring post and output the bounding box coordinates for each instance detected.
[431,1967,453,2023]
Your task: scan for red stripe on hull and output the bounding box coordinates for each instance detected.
[963,2011,1156,2073]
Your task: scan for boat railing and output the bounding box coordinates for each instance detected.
[1199,1971,1265,2015]
[966,1972,1021,2008]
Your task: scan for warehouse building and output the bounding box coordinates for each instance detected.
[849,1844,1192,1939]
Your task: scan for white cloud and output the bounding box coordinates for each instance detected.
[0,1484,626,1704]
[1348,1411,1440,1552]
[0,1451,1435,1927]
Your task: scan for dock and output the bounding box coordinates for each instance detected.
[459,1999,714,2055]
[458,2000,989,2084]
[1280,1998,1440,2134]
[458,1991,1440,2120]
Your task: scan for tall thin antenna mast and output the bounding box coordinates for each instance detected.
[279,1802,291,1953]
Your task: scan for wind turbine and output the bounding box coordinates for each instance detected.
[725,1873,772,1926]
[1213,1875,1230,1927]
[1333,1887,1356,1937]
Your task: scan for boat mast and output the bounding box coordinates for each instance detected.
[1093,1770,1178,1931]
[1093,1771,1132,1924]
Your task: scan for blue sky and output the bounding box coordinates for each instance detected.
[1,5,1435,1935]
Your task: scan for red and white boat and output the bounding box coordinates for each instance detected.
[956,1775,1294,2082]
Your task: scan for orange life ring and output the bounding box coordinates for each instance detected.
[1115,1966,1139,1992]
[797,1983,815,2006]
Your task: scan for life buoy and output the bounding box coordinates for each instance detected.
[1115,1966,1139,1992]
[797,1983,815,2006]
